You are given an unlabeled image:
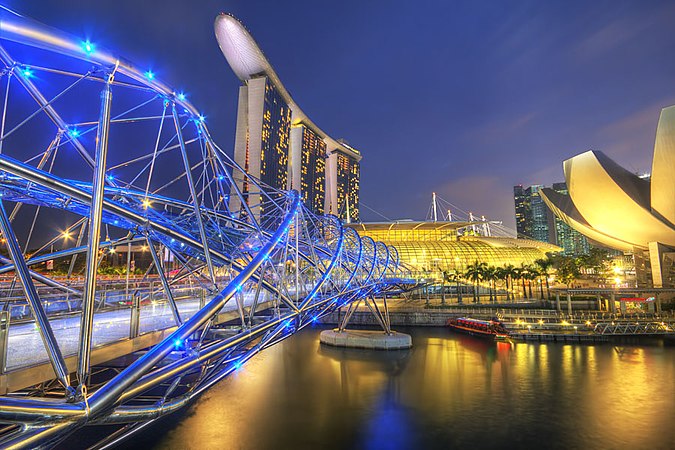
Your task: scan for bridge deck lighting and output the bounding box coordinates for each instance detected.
[142,198,151,209]
[144,70,155,80]
[177,92,186,101]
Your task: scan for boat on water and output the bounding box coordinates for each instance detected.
[446,317,510,341]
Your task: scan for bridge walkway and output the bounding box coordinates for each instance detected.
[0,293,270,394]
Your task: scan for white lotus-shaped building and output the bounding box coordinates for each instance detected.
[540,105,675,287]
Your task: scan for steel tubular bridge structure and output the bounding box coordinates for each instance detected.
[0,8,412,448]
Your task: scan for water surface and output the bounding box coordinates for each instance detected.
[127,326,675,450]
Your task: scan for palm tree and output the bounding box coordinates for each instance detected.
[523,265,539,299]
[503,264,516,301]
[528,266,543,299]
[495,266,507,302]
[445,270,463,304]
[440,271,447,305]
[464,261,486,303]
[483,265,497,303]
[535,257,554,300]
[519,263,533,299]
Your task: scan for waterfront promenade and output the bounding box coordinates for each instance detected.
[320,297,675,342]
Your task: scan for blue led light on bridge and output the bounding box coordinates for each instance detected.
[177,92,186,101]
[21,67,32,78]
[82,40,95,55]
[144,70,154,80]
[68,128,80,138]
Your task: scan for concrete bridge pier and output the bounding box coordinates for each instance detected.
[320,294,412,350]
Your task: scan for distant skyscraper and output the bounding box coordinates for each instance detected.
[514,183,590,256]
[216,14,360,223]
[513,185,530,237]
[550,183,590,256]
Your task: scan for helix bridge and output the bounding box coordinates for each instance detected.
[0,8,413,448]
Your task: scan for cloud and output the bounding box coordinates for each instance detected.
[463,112,538,145]
[572,4,675,60]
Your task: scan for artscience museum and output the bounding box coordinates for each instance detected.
[540,105,675,288]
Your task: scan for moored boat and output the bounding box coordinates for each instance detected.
[446,317,510,341]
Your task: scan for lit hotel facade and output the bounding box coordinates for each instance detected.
[215,14,361,222]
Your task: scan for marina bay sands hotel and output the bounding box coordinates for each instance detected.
[215,14,360,221]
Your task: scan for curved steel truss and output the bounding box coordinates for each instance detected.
[0,8,412,447]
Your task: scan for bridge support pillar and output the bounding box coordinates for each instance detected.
[0,311,8,374]
[325,296,412,350]
[655,294,662,314]
[320,329,412,350]
[555,292,561,312]
[610,293,616,314]
[596,294,602,311]
[648,296,655,314]
[566,293,572,316]
[130,292,140,339]
[199,288,206,309]
[620,299,627,315]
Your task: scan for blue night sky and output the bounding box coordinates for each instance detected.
[11,0,675,231]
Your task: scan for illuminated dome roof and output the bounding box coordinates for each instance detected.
[540,105,675,251]
[349,221,560,272]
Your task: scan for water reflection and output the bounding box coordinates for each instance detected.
[129,326,675,450]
